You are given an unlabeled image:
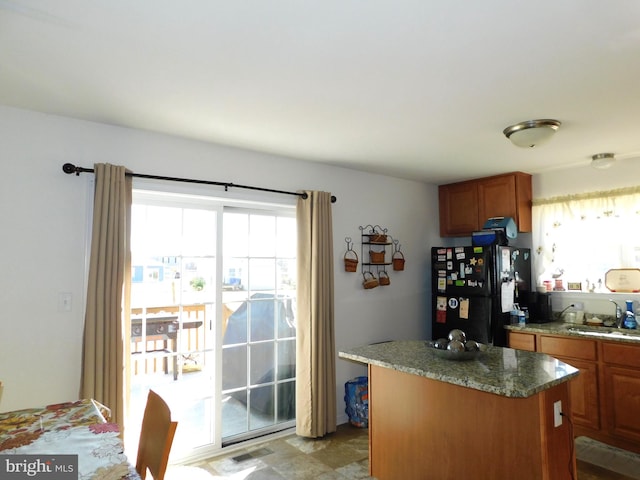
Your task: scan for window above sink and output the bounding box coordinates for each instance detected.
[532,186,640,292]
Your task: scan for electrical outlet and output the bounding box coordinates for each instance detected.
[553,400,562,427]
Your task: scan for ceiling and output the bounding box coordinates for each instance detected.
[2,1,640,184]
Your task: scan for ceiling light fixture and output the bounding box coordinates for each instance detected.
[503,119,561,148]
[591,153,616,169]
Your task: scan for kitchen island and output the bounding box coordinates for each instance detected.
[339,341,579,480]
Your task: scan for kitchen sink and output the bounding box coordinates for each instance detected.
[563,325,640,341]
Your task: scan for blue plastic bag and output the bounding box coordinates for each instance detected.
[344,376,368,428]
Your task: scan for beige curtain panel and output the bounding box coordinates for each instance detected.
[80,163,132,429]
[296,191,337,438]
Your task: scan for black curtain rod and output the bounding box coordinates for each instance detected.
[62,163,336,203]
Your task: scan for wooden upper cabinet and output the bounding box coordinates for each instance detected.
[438,181,479,236]
[439,172,532,237]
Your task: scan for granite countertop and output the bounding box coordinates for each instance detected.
[339,340,579,399]
[505,321,640,343]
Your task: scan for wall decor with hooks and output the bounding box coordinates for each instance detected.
[356,225,405,289]
[343,237,359,272]
[392,240,405,271]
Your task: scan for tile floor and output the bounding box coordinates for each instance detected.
[187,423,370,479]
[185,424,638,480]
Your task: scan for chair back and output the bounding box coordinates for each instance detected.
[136,390,178,480]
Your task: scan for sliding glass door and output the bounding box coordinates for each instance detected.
[221,210,297,445]
[126,192,295,459]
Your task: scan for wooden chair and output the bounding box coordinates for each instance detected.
[136,390,178,480]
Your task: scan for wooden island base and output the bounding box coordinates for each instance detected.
[368,364,576,480]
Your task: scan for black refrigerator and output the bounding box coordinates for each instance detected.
[431,244,531,346]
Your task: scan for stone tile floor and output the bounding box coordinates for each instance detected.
[187,423,370,479]
[184,424,638,479]
[575,437,640,480]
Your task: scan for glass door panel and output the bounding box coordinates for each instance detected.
[221,211,296,444]
[128,202,217,458]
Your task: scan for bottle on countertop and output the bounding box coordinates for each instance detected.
[623,300,637,329]
[510,303,520,325]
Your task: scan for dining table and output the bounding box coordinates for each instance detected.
[0,398,141,479]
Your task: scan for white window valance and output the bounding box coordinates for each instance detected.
[532,186,640,290]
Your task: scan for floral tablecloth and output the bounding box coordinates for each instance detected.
[0,399,140,479]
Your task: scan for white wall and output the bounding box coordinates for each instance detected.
[0,106,441,424]
[533,159,640,198]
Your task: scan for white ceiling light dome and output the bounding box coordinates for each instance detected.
[503,119,561,148]
[591,153,616,169]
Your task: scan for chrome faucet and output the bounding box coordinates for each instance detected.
[609,300,623,328]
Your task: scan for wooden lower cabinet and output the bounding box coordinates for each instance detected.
[602,365,640,443]
[601,341,640,444]
[538,335,597,361]
[368,364,574,480]
[508,330,640,454]
[552,356,600,431]
[537,335,600,432]
[507,331,535,351]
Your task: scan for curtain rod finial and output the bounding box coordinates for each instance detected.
[300,193,336,202]
[62,163,78,175]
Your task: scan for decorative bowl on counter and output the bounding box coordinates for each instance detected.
[426,340,488,361]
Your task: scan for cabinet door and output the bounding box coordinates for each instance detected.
[538,335,600,430]
[477,174,517,224]
[438,182,479,236]
[602,341,640,369]
[477,173,532,232]
[555,356,600,430]
[507,331,536,351]
[538,335,597,361]
[602,365,640,442]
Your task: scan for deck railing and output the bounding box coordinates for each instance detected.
[130,304,208,377]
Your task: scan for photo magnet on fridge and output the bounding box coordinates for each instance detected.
[459,298,469,319]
